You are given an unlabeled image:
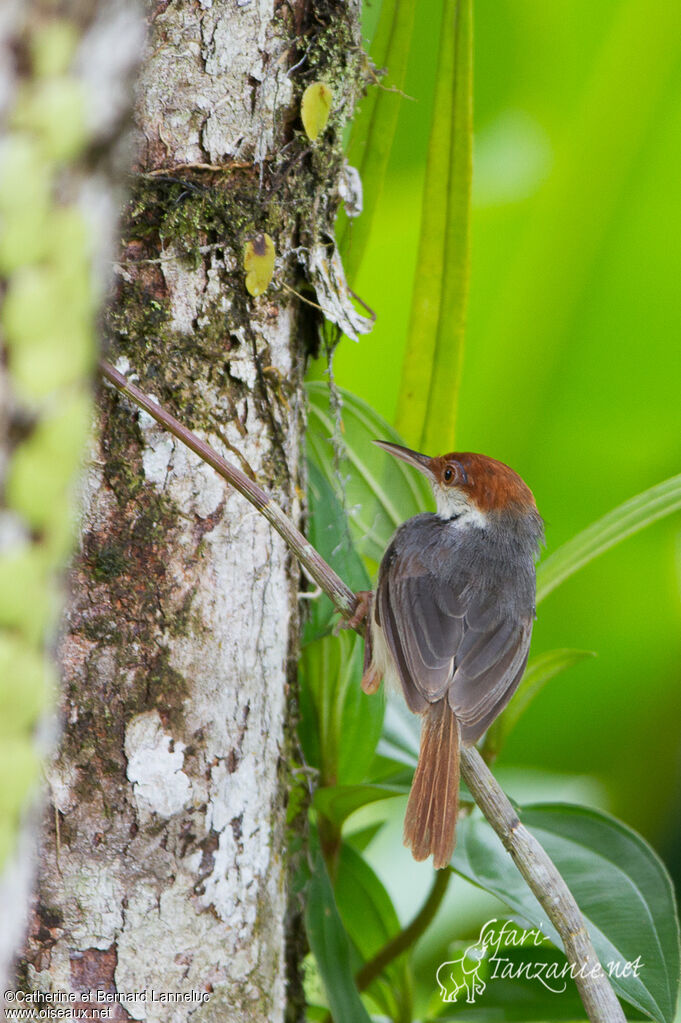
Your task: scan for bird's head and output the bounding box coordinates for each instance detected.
[374,441,538,525]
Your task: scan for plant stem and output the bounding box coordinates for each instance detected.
[459,747,625,1022]
[99,361,626,1023]
[355,868,451,991]
[319,870,451,1023]
[321,811,483,1019]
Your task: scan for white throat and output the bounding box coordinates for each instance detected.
[433,485,488,528]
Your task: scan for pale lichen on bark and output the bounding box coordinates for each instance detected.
[32,245,303,1022]
[135,0,294,165]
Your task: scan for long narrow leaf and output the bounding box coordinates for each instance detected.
[537,473,681,602]
[340,0,416,285]
[307,381,431,565]
[395,0,472,451]
[335,841,412,1022]
[313,783,407,825]
[305,850,373,1023]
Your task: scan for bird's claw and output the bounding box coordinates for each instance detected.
[343,590,372,631]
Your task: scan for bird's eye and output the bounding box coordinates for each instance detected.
[442,461,468,486]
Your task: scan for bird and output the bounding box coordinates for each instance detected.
[352,441,544,870]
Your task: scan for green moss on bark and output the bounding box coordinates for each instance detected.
[60,390,193,780]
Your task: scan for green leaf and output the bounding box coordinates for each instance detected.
[307,381,431,566]
[453,803,681,1023]
[30,19,79,77]
[301,82,333,142]
[340,0,417,284]
[304,850,373,1023]
[300,630,385,787]
[485,648,595,756]
[345,822,385,852]
[313,782,407,825]
[0,633,50,736]
[335,841,412,1021]
[304,460,370,642]
[431,940,588,1021]
[0,738,41,868]
[336,841,401,950]
[537,473,681,603]
[395,0,473,452]
[14,76,88,162]
[243,232,275,296]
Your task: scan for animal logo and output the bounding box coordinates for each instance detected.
[436,939,488,1003]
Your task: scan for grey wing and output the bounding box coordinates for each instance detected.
[450,605,532,743]
[376,546,533,743]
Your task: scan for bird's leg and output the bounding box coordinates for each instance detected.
[359,594,383,695]
[341,590,382,694]
[343,589,373,631]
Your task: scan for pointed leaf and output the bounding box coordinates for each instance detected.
[305,850,373,1023]
[537,473,681,603]
[345,822,384,852]
[453,803,681,1023]
[313,782,407,825]
[395,0,473,451]
[340,0,417,283]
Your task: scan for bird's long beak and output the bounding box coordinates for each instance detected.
[373,440,436,482]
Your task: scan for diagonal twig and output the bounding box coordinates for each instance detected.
[98,360,626,1023]
[98,360,357,622]
[459,750,624,1021]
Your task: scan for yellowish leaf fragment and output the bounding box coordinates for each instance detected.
[243,233,275,297]
[301,82,333,141]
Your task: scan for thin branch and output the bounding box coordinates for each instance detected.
[113,242,227,267]
[99,361,625,1023]
[98,361,358,622]
[460,748,625,1022]
[280,281,327,312]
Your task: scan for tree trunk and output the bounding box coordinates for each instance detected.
[13,1,364,1021]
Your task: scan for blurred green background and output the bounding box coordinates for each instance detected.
[311,0,681,897]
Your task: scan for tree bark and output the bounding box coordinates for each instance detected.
[13,1,364,1021]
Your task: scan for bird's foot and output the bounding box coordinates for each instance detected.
[340,591,382,694]
[342,590,372,631]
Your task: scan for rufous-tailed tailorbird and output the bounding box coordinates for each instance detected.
[350,442,543,870]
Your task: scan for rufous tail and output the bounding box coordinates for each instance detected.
[403,700,460,870]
